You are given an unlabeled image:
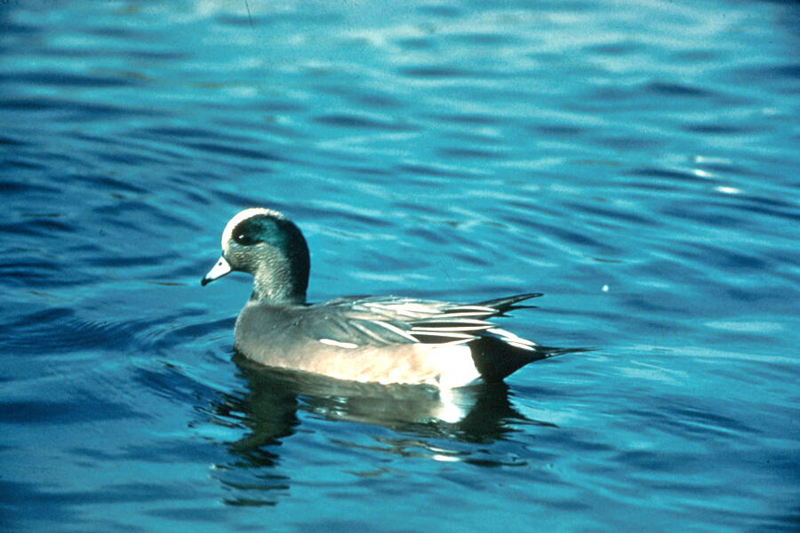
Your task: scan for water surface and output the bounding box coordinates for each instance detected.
[1,1,799,531]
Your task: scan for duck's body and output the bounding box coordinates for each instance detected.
[202,208,555,388]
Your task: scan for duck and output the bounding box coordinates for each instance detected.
[202,207,557,388]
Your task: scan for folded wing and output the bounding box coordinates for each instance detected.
[306,293,543,349]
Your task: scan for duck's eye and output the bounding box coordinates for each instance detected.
[234,231,261,246]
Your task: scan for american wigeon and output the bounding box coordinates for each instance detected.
[202,208,556,388]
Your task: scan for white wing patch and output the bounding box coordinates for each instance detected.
[319,338,358,349]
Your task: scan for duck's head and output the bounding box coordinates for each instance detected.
[201,208,310,304]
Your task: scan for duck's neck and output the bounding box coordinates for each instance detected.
[250,262,307,305]
[249,222,310,305]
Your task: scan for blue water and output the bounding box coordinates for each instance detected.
[2,0,799,531]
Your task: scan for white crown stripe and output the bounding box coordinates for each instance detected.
[221,207,283,251]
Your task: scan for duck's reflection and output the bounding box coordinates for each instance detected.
[208,354,558,505]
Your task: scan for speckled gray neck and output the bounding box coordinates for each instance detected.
[250,256,307,304]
